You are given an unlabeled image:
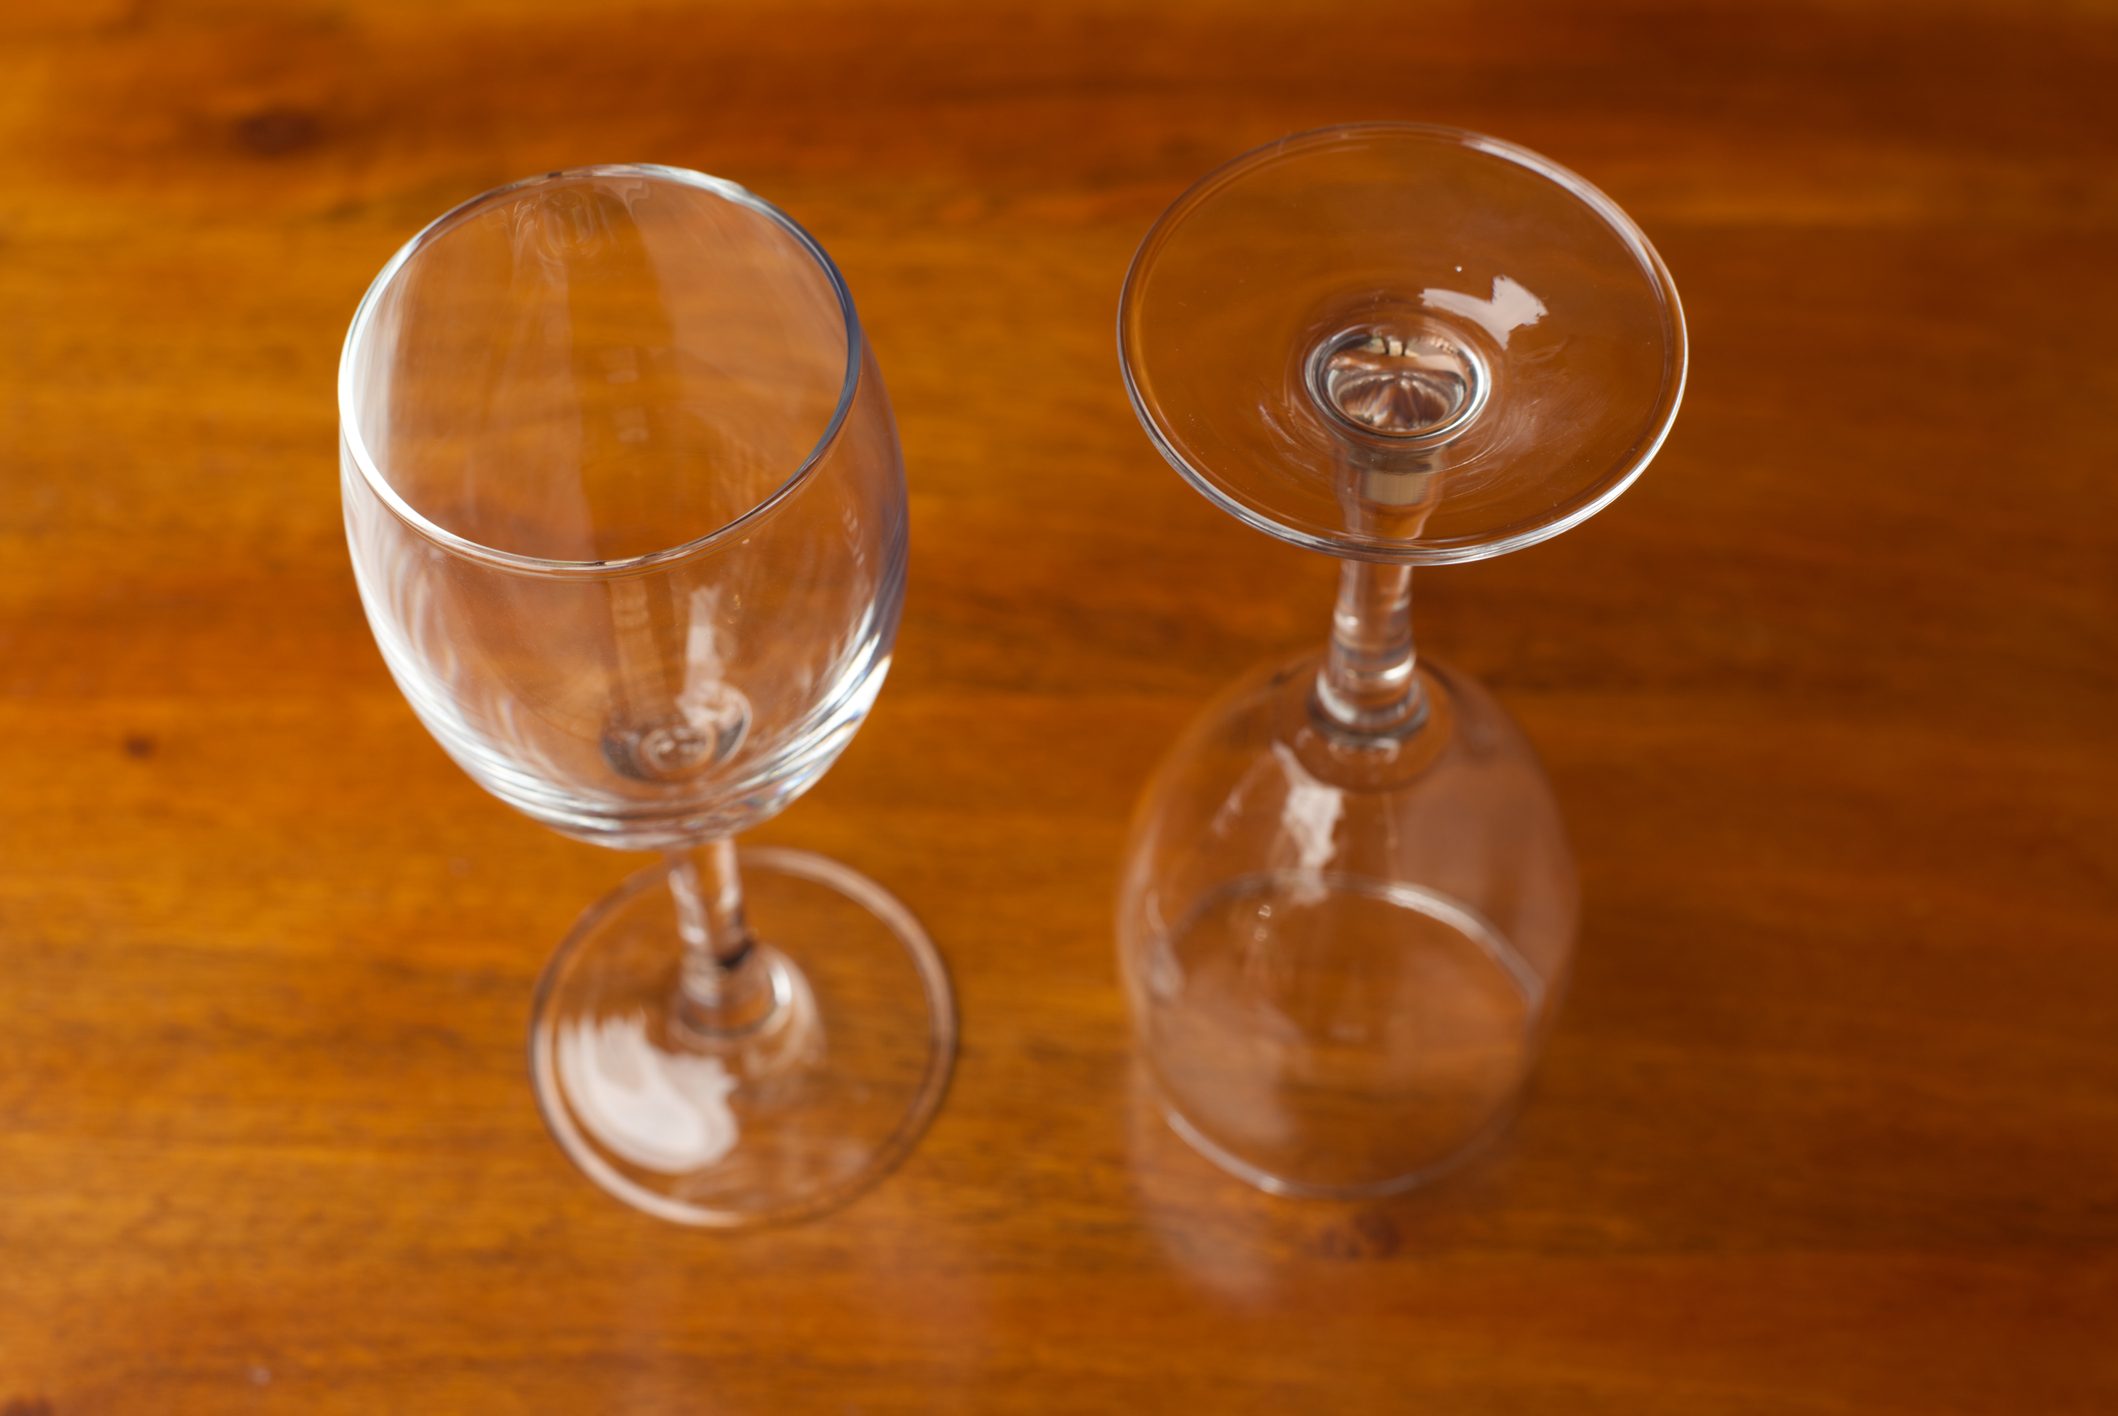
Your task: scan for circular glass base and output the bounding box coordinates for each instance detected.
[1119,123,1686,563]
[529,847,953,1227]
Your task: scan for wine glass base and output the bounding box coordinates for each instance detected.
[529,848,954,1227]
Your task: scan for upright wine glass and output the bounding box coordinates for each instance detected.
[1116,125,1685,1196]
[339,165,953,1226]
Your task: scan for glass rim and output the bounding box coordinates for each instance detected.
[337,163,864,578]
[1117,121,1689,565]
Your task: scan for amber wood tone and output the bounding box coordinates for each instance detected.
[2,0,2115,1410]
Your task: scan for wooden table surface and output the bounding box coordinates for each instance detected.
[4,0,2116,1410]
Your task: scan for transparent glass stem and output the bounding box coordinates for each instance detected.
[1310,439,1438,739]
[670,837,778,1034]
[1315,556,1427,736]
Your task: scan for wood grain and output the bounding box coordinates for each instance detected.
[2,0,2115,1410]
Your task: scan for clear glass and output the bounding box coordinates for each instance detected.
[1116,125,1686,1195]
[340,166,953,1226]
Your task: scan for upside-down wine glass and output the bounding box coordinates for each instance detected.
[1116,125,1686,1195]
[339,166,954,1226]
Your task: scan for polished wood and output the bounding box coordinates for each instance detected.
[3,0,2115,1410]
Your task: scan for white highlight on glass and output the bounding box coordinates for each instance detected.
[1422,275,1548,348]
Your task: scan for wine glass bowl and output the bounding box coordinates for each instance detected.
[1117,125,1685,1197]
[341,167,901,850]
[1119,653,1577,1195]
[340,166,952,1226]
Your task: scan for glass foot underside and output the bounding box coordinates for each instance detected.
[530,848,954,1227]
[1119,122,1686,563]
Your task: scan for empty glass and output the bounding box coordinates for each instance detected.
[339,166,953,1226]
[1116,125,1686,1195]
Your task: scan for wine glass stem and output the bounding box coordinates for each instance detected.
[1315,557,1426,736]
[670,837,778,1033]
